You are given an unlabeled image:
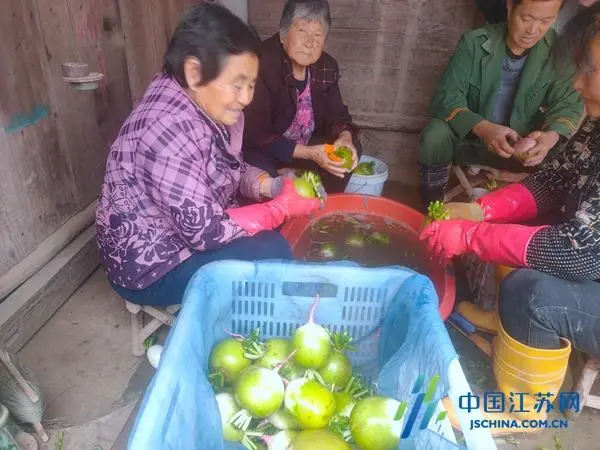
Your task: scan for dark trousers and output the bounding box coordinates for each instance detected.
[244,137,363,194]
[499,269,600,356]
[110,231,293,306]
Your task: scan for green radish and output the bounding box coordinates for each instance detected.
[255,338,304,381]
[424,200,450,227]
[333,392,356,417]
[367,231,391,246]
[331,146,354,169]
[209,328,266,385]
[230,360,289,431]
[209,341,251,386]
[354,161,375,176]
[349,396,406,450]
[293,171,323,199]
[333,375,373,418]
[292,294,332,369]
[215,393,258,449]
[317,331,355,391]
[289,429,351,449]
[268,407,302,430]
[345,232,366,248]
[317,243,337,260]
[284,378,336,429]
[330,376,373,442]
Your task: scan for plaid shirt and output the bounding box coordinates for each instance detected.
[96,73,264,290]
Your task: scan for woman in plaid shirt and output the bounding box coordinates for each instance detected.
[95,4,320,306]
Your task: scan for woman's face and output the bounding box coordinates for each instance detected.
[281,19,326,68]
[185,52,259,126]
[574,37,600,118]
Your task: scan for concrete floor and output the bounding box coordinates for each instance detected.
[8,180,600,450]
[16,269,158,450]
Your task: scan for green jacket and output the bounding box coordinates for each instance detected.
[430,22,584,140]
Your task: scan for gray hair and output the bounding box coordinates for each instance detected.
[279,0,331,37]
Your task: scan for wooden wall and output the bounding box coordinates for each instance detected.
[0,0,128,280]
[248,0,479,185]
[0,0,203,349]
[0,0,206,282]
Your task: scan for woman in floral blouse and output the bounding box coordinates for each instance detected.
[421,4,600,435]
[95,4,320,306]
[242,0,361,194]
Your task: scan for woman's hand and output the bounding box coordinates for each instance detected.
[274,178,322,217]
[294,144,348,178]
[334,131,359,171]
[519,131,559,167]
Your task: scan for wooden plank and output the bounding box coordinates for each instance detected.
[0,225,99,353]
[118,0,158,104]
[0,0,78,278]
[118,0,196,104]
[0,201,96,300]
[34,0,132,209]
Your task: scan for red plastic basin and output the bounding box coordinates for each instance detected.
[280,194,455,321]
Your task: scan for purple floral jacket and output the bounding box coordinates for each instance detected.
[96,73,264,290]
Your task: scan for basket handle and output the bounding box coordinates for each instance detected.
[282,281,338,298]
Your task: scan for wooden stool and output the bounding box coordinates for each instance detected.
[125,301,180,356]
[565,356,600,420]
[444,165,528,202]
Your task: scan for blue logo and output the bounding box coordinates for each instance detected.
[458,391,580,414]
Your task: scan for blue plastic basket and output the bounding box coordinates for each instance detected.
[127,260,496,450]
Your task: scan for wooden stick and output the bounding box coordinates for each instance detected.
[0,348,39,403]
[0,201,96,300]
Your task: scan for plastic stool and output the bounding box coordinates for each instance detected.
[125,301,180,356]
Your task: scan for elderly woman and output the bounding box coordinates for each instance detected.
[242,0,361,194]
[95,4,320,307]
[422,4,600,435]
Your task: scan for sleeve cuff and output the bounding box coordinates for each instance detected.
[266,136,296,164]
[543,118,579,138]
[447,109,485,139]
[239,166,266,202]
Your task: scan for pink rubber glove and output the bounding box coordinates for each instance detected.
[419,219,548,267]
[476,183,538,223]
[226,178,321,235]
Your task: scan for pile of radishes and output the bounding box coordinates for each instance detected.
[208,295,407,450]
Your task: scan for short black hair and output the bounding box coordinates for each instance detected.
[554,2,600,74]
[163,3,261,88]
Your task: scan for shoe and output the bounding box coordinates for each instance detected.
[456,301,499,335]
[442,320,572,436]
